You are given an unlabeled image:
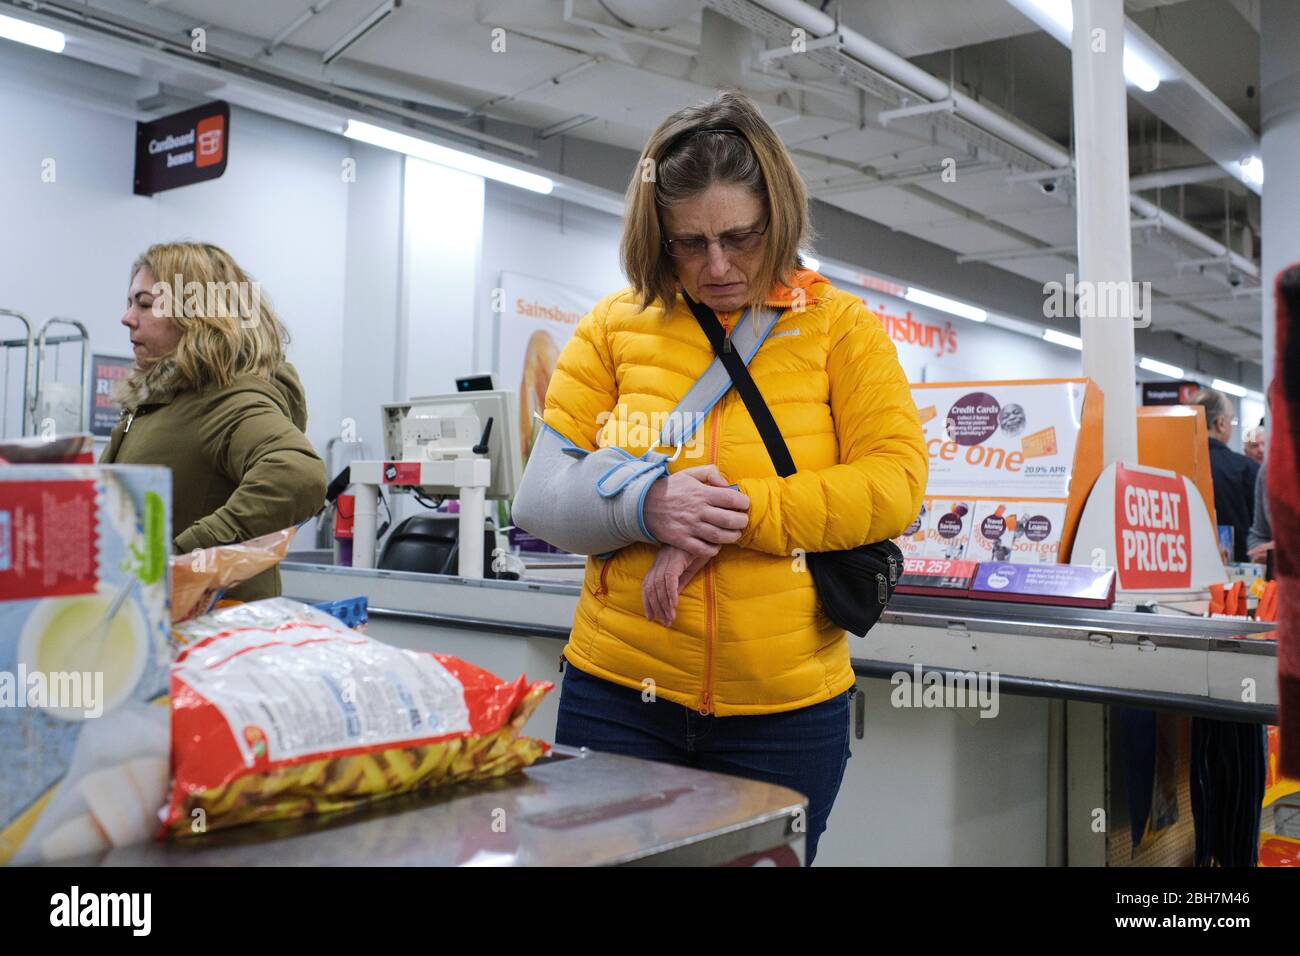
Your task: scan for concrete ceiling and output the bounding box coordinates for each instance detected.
[2,0,1269,374]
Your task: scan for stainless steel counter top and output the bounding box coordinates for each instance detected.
[69,748,805,867]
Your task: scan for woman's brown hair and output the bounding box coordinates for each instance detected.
[621,90,812,312]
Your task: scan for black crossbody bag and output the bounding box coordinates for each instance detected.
[683,292,902,637]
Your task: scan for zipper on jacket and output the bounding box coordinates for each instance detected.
[697,311,737,716]
[596,557,611,595]
[699,396,727,716]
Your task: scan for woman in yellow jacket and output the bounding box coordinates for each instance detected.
[511,91,927,864]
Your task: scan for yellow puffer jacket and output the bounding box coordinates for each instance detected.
[544,270,927,716]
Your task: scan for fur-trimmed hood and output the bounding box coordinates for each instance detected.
[116,358,309,432]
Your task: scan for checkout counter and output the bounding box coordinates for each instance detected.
[279,554,1277,867]
[294,384,1278,866]
[76,745,806,867]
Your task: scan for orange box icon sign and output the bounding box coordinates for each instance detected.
[195,115,225,168]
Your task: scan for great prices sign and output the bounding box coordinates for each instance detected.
[1069,461,1224,594]
[1114,463,1191,590]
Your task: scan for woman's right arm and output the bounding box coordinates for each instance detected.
[511,295,749,557]
[511,295,665,555]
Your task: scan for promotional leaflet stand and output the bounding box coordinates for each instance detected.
[1070,460,1226,601]
[898,378,1104,566]
[348,390,521,579]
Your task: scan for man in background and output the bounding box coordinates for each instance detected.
[1191,387,1260,564]
[1244,423,1266,464]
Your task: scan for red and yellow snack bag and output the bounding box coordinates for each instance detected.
[164,599,552,837]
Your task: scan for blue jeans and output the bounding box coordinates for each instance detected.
[554,662,853,865]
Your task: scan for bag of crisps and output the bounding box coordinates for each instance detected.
[164,599,552,837]
[170,528,296,624]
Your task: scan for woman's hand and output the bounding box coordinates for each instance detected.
[642,465,749,558]
[642,544,715,626]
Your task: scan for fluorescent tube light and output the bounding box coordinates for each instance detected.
[0,13,66,53]
[344,120,553,194]
[1211,378,1247,398]
[1043,329,1083,350]
[1240,156,1264,187]
[1122,50,1161,93]
[903,287,987,322]
[1139,357,1184,379]
[802,255,821,272]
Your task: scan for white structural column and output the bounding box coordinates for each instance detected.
[1068,0,1135,869]
[1071,0,1138,465]
[1260,0,1300,393]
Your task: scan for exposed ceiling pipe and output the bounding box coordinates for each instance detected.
[744,0,1063,168]
[599,0,701,30]
[1004,0,1262,196]
[813,160,1003,197]
[956,218,1163,264]
[739,0,1260,280]
[261,0,338,58]
[1129,194,1258,279]
[468,58,601,118]
[1129,164,1228,191]
[322,0,400,66]
[562,0,698,56]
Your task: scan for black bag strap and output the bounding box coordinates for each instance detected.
[681,291,796,479]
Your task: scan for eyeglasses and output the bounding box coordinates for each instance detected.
[662,221,768,259]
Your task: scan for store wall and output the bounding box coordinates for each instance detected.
[478,181,625,376]
[0,91,353,455]
[337,141,404,469]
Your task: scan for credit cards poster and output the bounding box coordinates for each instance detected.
[912,380,1087,500]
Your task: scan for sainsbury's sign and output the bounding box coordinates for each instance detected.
[860,298,959,357]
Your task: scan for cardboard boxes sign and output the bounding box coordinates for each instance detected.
[896,379,1104,564]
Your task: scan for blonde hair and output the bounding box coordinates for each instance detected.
[621,90,812,312]
[128,241,289,394]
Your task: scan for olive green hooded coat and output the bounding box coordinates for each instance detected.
[101,360,327,601]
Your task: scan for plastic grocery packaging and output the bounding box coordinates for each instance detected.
[165,599,553,837]
[0,465,172,865]
[170,527,295,624]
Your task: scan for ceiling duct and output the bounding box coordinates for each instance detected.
[599,0,701,30]
[692,6,756,91]
[723,0,1259,280]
